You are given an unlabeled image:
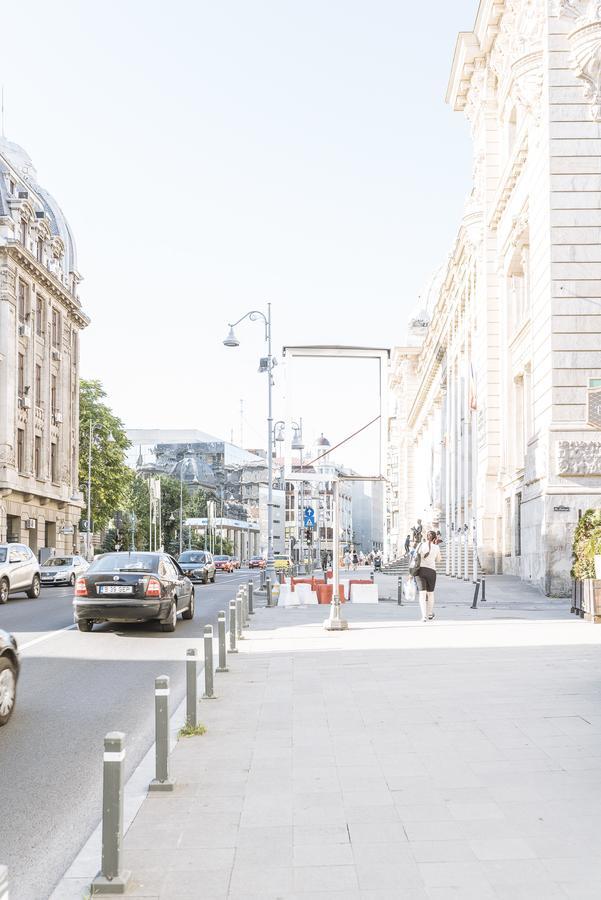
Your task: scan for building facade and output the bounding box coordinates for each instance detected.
[388,0,601,595]
[0,138,88,555]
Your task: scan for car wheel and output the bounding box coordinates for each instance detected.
[161,601,177,633]
[27,575,41,599]
[76,619,94,633]
[182,589,195,620]
[70,573,76,587]
[0,657,17,726]
[211,573,216,583]
[0,578,8,605]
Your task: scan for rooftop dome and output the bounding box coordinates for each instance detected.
[315,433,331,448]
[0,137,37,181]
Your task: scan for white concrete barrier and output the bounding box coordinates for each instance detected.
[350,583,379,604]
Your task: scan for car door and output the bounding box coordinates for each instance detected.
[157,558,175,604]
[8,546,28,589]
[168,556,191,610]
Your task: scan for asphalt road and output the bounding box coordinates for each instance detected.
[0,568,259,900]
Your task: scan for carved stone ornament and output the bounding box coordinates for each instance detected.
[511,50,544,123]
[0,444,15,467]
[558,440,601,475]
[491,1,545,91]
[556,2,601,119]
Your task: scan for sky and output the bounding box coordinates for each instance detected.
[1,0,477,472]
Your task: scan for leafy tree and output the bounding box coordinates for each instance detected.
[572,508,601,580]
[79,380,132,532]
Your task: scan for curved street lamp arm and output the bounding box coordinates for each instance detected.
[228,309,268,341]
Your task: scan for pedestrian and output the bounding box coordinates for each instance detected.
[352,551,358,571]
[435,530,443,545]
[412,519,423,544]
[413,529,441,622]
[343,551,351,571]
[404,533,411,554]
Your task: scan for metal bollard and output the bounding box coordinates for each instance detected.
[91,732,131,893]
[471,580,480,609]
[266,577,272,607]
[229,599,238,653]
[186,649,198,728]
[397,576,403,606]
[236,595,244,639]
[481,577,486,602]
[203,625,216,698]
[216,611,228,672]
[247,580,254,615]
[260,569,266,590]
[149,675,175,791]
[242,585,250,628]
[0,866,7,900]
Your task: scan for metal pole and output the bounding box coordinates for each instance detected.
[325,479,348,630]
[397,575,403,606]
[203,625,215,698]
[266,302,275,584]
[229,599,238,652]
[179,463,184,556]
[216,611,228,671]
[236,595,244,639]
[247,580,254,615]
[149,675,175,791]
[481,577,486,602]
[186,649,198,727]
[266,577,272,608]
[91,732,131,893]
[87,420,93,561]
[471,579,480,609]
[299,444,304,574]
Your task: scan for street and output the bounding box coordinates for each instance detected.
[0,569,258,900]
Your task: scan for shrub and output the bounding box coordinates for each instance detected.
[572,508,601,580]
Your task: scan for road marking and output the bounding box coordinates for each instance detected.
[19,623,76,652]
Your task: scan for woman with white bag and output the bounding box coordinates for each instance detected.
[411,530,441,622]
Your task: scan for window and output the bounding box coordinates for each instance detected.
[504,497,511,557]
[514,375,525,470]
[51,374,57,414]
[36,294,44,335]
[9,179,15,195]
[20,219,27,246]
[35,365,42,407]
[17,353,24,399]
[51,307,62,348]
[18,280,28,323]
[515,492,522,557]
[34,435,42,478]
[17,428,25,473]
[50,441,58,483]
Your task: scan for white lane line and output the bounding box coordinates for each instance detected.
[19,623,76,652]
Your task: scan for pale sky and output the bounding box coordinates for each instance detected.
[2,0,477,472]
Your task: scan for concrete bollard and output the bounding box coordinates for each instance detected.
[266,577,272,607]
[91,732,131,894]
[242,585,250,628]
[203,625,216,699]
[0,866,8,900]
[247,580,254,615]
[236,595,244,639]
[149,675,175,791]
[260,569,266,590]
[216,611,228,672]
[229,599,238,653]
[186,649,198,728]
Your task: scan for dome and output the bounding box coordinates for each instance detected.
[315,433,331,448]
[0,137,37,181]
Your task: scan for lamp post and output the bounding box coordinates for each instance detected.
[274,420,304,568]
[179,456,194,556]
[223,304,276,583]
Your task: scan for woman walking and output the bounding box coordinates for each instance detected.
[415,530,441,622]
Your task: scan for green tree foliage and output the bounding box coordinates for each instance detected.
[79,380,132,532]
[571,508,601,580]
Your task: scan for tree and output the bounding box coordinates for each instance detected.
[79,379,132,532]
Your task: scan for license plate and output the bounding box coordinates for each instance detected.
[99,585,134,595]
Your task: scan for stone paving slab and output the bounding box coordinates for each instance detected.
[86,577,601,899]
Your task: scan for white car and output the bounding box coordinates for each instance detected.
[40,555,89,587]
[0,544,41,603]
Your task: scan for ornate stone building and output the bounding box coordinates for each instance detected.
[388,0,601,595]
[0,137,88,554]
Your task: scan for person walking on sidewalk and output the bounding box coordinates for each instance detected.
[415,530,441,622]
[343,550,351,571]
[352,551,359,571]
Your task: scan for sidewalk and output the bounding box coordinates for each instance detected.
[86,578,601,898]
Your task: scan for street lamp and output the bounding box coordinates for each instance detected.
[223,304,277,582]
[274,420,305,568]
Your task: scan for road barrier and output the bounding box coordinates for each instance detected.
[247,580,254,615]
[229,599,238,653]
[216,611,228,672]
[149,676,175,791]
[91,732,131,894]
[203,625,215,699]
[186,649,199,727]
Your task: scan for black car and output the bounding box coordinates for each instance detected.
[72,552,194,633]
[0,629,19,726]
[177,550,216,585]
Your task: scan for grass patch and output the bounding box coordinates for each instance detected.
[178,719,207,738]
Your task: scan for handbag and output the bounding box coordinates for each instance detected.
[408,547,421,576]
[403,576,417,602]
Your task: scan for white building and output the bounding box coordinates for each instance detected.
[0,137,88,555]
[388,0,601,595]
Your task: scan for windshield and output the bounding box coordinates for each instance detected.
[0,549,6,564]
[89,553,159,573]
[214,556,229,561]
[45,557,72,567]
[179,552,206,564]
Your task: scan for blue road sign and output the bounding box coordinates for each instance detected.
[303,506,315,528]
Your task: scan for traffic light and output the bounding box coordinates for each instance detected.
[305,528,313,543]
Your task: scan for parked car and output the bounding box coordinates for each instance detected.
[230,556,241,569]
[177,550,216,584]
[0,544,41,603]
[214,555,234,573]
[40,555,89,587]
[248,556,266,569]
[73,551,194,633]
[0,629,19,726]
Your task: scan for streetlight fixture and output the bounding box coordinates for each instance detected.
[223,304,276,582]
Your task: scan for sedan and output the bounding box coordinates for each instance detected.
[230,557,241,570]
[177,550,216,584]
[40,555,89,587]
[73,551,194,633]
[248,556,266,569]
[214,555,234,573]
[0,629,19,726]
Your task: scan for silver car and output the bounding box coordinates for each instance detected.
[0,544,41,603]
[40,555,89,587]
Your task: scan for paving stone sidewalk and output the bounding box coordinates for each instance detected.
[93,577,601,899]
